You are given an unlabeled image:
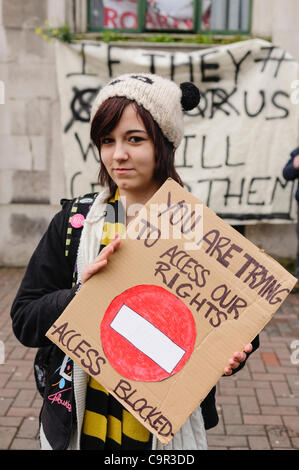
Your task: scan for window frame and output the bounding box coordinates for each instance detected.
[87,0,252,35]
[87,0,145,33]
[198,0,252,36]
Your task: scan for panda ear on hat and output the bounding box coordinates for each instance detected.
[180,82,201,111]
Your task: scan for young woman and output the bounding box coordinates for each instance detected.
[11,73,258,450]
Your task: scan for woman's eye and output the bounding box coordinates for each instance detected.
[101,137,113,145]
[129,136,144,143]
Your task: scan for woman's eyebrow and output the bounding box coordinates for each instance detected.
[125,129,148,135]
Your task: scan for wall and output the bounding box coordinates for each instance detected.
[272,0,299,63]
[247,0,299,263]
[0,0,66,266]
[0,0,299,267]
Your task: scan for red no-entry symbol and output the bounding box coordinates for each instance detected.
[100,285,196,382]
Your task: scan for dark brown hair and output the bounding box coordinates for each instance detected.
[90,96,184,198]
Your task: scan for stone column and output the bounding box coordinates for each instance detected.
[0,0,66,266]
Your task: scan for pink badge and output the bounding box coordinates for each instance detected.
[70,213,85,228]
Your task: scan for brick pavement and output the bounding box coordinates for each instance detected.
[0,267,299,450]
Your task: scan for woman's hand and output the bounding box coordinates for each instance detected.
[81,233,121,284]
[293,155,299,169]
[224,343,253,375]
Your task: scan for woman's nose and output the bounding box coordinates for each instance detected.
[113,141,128,160]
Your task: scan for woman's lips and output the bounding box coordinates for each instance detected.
[114,168,133,174]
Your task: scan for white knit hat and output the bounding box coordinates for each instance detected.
[90,73,200,149]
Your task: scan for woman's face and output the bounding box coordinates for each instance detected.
[100,104,159,197]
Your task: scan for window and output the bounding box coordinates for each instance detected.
[145,1,195,31]
[88,0,251,34]
[201,0,251,32]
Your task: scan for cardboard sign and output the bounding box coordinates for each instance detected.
[46,179,296,445]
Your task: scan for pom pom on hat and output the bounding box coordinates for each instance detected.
[180,82,201,111]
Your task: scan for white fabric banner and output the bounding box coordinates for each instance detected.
[55,38,299,224]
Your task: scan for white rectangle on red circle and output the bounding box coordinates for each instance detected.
[110,304,186,373]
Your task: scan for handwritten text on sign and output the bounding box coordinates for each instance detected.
[127,190,291,330]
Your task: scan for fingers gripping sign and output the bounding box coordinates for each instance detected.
[224,343,253,375]
[81,233,121,284]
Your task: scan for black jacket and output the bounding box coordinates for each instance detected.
[11,196,259,448]
[283,146,299,201]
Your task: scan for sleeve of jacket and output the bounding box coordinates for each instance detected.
[10,201,78,348]
[283,147,299,181]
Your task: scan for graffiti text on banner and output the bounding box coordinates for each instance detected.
[55,40,299,224]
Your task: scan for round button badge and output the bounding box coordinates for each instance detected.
[70,213,85,228]
[100,284,196,382]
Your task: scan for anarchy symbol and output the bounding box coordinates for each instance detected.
[64,87,100,133]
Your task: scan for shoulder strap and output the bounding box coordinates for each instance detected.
[62,193,99,284]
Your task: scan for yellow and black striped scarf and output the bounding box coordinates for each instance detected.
[80,188,152,450]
